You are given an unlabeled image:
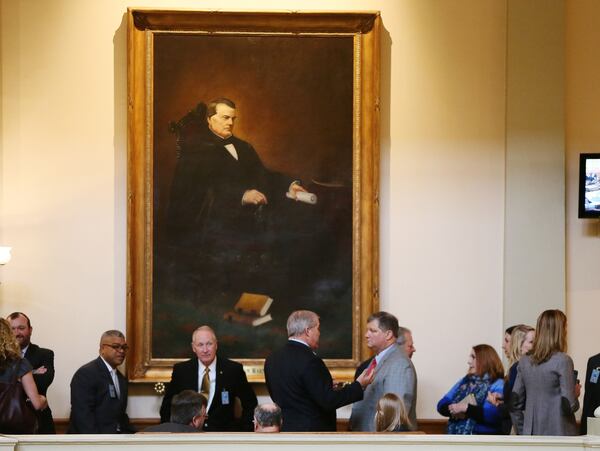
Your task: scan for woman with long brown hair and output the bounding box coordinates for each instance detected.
[0,318,47,432]
[437,344,504,434]
[511,310,579,435]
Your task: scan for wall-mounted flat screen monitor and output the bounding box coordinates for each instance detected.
[579,153,600,218]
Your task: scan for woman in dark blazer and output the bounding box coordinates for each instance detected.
[511,309,580,436]
[488,324,534,434]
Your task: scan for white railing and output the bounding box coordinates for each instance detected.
[1,433,599,451]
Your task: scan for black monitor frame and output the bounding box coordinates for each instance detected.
[578,153,600,218]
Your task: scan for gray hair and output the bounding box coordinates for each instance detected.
[396,326,411,346]
[286,310,319,337]
[170,390,207,425]
[192,325,217,342]
[99,330,125,344]
[254,403,282,428]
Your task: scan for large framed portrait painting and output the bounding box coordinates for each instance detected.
[127,9,380,382]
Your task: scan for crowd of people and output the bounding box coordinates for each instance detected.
[0,309,599,436]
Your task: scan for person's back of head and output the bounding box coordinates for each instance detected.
[0,318,20,370]
[286,310,318,338]
[375,393,410,432]
[171,390,208,430]
[530,309,567,365]
[254,403,282,432]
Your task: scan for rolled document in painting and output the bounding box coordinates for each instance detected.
[286,191,317,204]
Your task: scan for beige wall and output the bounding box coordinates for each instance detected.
[565,0,600,390]
[0,0,597,423]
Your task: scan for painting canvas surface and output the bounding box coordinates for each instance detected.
[151,33,355,360]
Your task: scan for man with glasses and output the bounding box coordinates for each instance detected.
[68,330,135,433]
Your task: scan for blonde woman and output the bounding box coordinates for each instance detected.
[375,393,411,432]
[511,310,579,435]
[489,325,535,434]
[0,318,47,433]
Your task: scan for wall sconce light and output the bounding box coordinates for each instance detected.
[0,247,12,265]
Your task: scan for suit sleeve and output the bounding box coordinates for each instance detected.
[581,357,594,434]
[70,368,99,433]
[382,359,416,419]
[160,365,181,423]
[233,364,258,431]
[119,373,135,433]
[33,349,55,395]
[510,363,525,435]
[301,358,363,411]
[559,355,579,414]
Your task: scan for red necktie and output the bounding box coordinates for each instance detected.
[367,358,377,373]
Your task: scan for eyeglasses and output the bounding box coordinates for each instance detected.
[102,343,129,352]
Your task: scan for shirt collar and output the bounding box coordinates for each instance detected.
[199,356,218,373]
[100,356,117,374]
[21,344,30,357]
[289,338,310,348]
[375,343,395,364]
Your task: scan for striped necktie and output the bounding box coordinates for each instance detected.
[201,366,210,397]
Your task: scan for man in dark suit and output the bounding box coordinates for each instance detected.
[8,312,56,434]
[143,390,207,433]
[264,310,374,431]
[68,330,134,433]
[581,352,600,434]
[159,326,257,431]
[167,98,307,254]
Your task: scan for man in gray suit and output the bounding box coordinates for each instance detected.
[350,312,418,431]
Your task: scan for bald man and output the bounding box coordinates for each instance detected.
[159,326,257,431]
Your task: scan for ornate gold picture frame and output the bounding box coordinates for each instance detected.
[127,8,380,383]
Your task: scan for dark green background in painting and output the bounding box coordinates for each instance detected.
[152,33,354,360]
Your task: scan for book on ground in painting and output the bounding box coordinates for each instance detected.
[223,310,272,327]
[234,292,273,317]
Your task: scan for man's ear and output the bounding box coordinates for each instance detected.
[192,408,206,429]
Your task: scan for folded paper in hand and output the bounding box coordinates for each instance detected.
[286,191,317,205]
[458,393,477,406]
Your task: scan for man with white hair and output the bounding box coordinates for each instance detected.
[159,325,257,431]
[397,326,416,359]
[264,310,374,431]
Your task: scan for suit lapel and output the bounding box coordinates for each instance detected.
[95,357,124,403]
[23,343,38,363]
[210,357,223,413]
[190,358,200,391]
